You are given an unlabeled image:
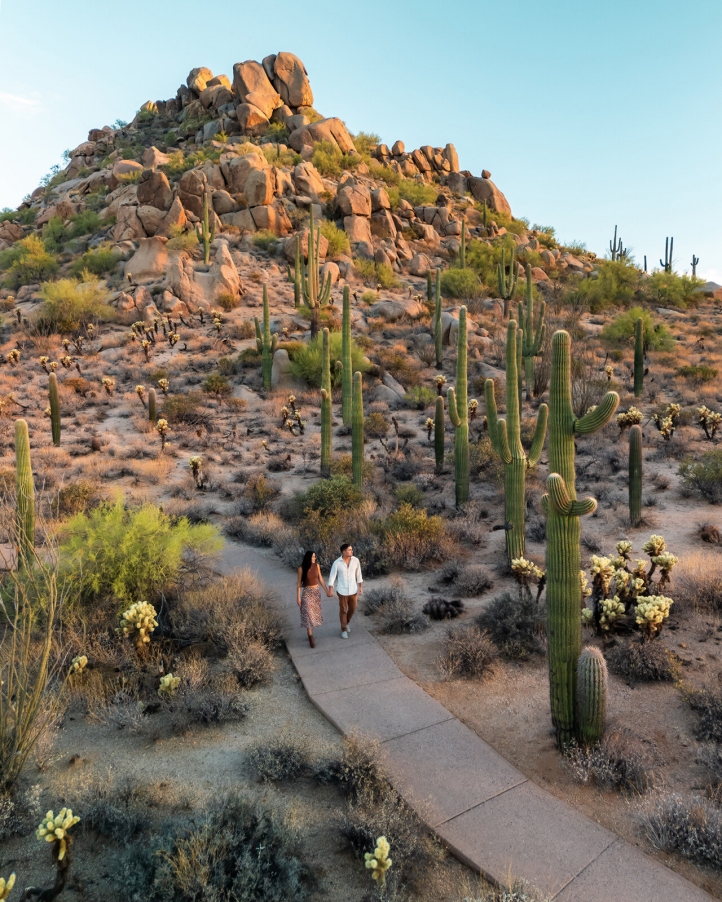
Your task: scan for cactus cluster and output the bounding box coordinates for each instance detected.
[365,836,392,888]
[485,320,548,561]
[158,672,181,697]
[69,655,88,676]
[660,236,674,273]
[36,808,80,862]
[255,284,277,391]
[697,405,722,440]
[119,601,158,650]
[518,265,546,402]
[447,307,469,506]
[616,406,643,432]
[292,206,331,337]
[653,403,680,441]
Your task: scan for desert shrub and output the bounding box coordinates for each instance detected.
[217,291,241,312]
[405,385,435,410]
[437,626,498,679]
[476,591,546,659]
[0,206,36,225]
[315,734,386,802]
[293,476,363,520]
[42,215,67,251]
[394,484,424,507]
[675,556,722,614]
[683,685,722,743]
[378,503,448,570]
[455,565,494,597]
[252,229,278,251]
[447,502,488,546]
[51,480,98,518]
[367,159,400,186]
[645,270,701,309]
[566,730,659,793]
[245,473,278,511]
[70,246,120,277]
[36,277,113,332]
[162,392,207,426]
[319,219,350,256]
[377,591,429,635]
[352,131,380,155]
[311,140,358,177]
[440,267,481,299]
[470,435,504,482]
[68,209,103,238]
[605,638,679,682]
[641,794,722,866]
[362,581,406,615]
[202,372,232,396]
[238,346,262,367]
[466,883,554,902]
[680,449,722,503]
[289,330,368,388]
[699,746,722,803]
[127,792,313,901]
[601,307,673,352]
[571,259,640,311]
[353,257,400,289]
[79,781,150,842]
[329,453,374,481]
[229,511,287,546]
[365,411,390,439]
[247,732,313,783]
[167,229,198,252]
[59,495,222,606]
[0,234,58,288]
[395,179,437,207]
[677,364,717,384]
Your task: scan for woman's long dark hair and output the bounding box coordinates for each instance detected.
[301,550,316,586]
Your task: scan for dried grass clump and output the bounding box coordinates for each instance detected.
[315,734,387,803]
[247,731,314,783]
[605,638,680,682]
[376,592,430,635]
[476,591,546,660]
[565,730,659,794]
[674,551,722,614]
[640,793,722,866]
[437,626,498,680]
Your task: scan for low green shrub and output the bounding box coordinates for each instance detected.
[319,219,350,256]
[677,364,717,384]
[646,270,702,309]
[36,277,114,332]
[293,476,363,520]
[394,484,424,508]
[352,131,380,155]
[404,385,436,409]
[289,331,369,388]
[440,267,481,299]
[572,259,640,311]
[680,450,722,503]
[70,246,120,277]
[0,234,58,288]
[247,732,313,783]
[253,230,278,252]
[476,590,546,659]
[367,160,400,186]
[437,626,498,679]
[202,373,233,396]
[377,504,449,570]
[601,306,674,352]
[311,140,358,177]
[393,179,438,207]
[0,206,36,225]
[68,210,103,238]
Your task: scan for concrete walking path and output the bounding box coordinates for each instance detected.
[220,543,714,902]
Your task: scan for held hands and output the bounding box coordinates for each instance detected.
[326,587,333,597]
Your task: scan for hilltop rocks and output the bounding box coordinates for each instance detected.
[292,161,324,200]
[372,142,459,181]
[344,216,373,255]
[221,151,268,194]
[0,221,24,245]
[187,66,214,95]
[288,118,355,154]
[156,196,187,237]
[233,60,282,119]
[236,103,270,136]
[336,183,371,217]
[124,237,170,282]
[136,170,173,210]
[141,146,169,169]
[467,174,511,215]
[268,52,313,108]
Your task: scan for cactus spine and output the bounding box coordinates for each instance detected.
[320,327,332,475]
[254,284,277,391]
[660,236,673,273]
[434,395,445,474]
[301,206,332,338]
[542,331,619,748]
[48,372,60,446]
[341,285,352,426]
[352,371,364,487]
[518,264,546,402]
[148,387,157,424]
[433,269,443,368]
[15,419,35,567]
[629,423,642,528]
[447,307,469,506]
[634,316,644,398]
[195,184,215,265]
[576,647,607,746]
[485,320,548,561]
[497,244,517,318]
[691,254,699,278]
[459,220,466,269]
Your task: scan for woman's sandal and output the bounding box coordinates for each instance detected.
[309,634,316,648]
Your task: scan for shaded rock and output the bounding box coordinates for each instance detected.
[383,372,407,398]
[250,202,292,236]
[336,183,371,217]
[408,253,431,276]
[271,348,295,390]
[344,215,373,252]
[136,169,173,210]
[371,209,396,240]
[288,117,355,154]
[178,169,207,218]
[540,248,556,267]
[244,168,275,206]
[141,146,169,169]
[292,161,325,200]
[320,261,340,285]
[136,205,165,236]
[221,151,268,194]
[467,176,511,215]
[212,189,238,215]
[443,144,460,172]
[200,83,234,110]
[371,188,390,212]
[272,52,313,108]
[124,236,169,282]
[156,196,187,238]
[166,243,242,310]
[372,384,402,407]
[220,209,256,232]
[112,159,143,181]
[236,103,270,136]
[232,60,281,118]
[113,204,146,242]
[531,266,550,282]
[447,171,468,195]
[286,113,309,133]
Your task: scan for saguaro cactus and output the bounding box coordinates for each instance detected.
[634,316,644,398]
[459,220,467,269]
[691,255,699,278]
[15,418,35,566]
[609,225,622,261]
[660,236,674,273]
[341,286,352,426]
[497,244,517,318]
[485,320,548,561]
[320,327,332,475]
[254,284,277,391]
[195,184,215,265]
[542,331,619,748]
[629,424,642,528]
[577,646,607,746]
[352,371,364,487]
[447,307,470,506]
[301,206,332,338]
[48,372,60,446]
[434,395,445,474]
[518,265,546,401]
[287,235,302,308]
[148,387,157,424]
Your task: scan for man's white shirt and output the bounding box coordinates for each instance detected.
[328,556,363,595]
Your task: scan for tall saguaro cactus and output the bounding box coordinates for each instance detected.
[432,269,443,368]
[48,372,60,446]
[255,284,277,391]
[320,327,332,475]
[15,418,35,567]
[301,206,332,338]
[541,331,619,748]
[629,424,642,528]
[497,244,517,318]
[459,220,467,269]
[691,254,699,278]
[634,316,644,398]
[195,184,215,265]
[341,286,352,426]
[485,320,548,561]
[518,265,546,401]
[434,395,445,474]
[148,387,157,424]
[352,371,364,487]
[609,225,622,261]
[288,235,302,308]
[447,307,470,506]
[577,647,607,746]
[660,236,674,273]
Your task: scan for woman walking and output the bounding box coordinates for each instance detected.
[297,550,327,648]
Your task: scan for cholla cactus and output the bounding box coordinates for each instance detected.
[653,403,680,440]
[281,405,290,425]
[156,418,169,451]
[598,596,625,630]
[36,808,80,862]
[425,417,434,440]
[49,360,58,372]
[604,364,614,381]
[141,339,152,360]
[511,556,544,584]
[135,385,146,405]
[119,601,158,650]
[590,555,615,595]
[635,595,673,638]
[158,673,180,698]
[62,338,70,351]
[69,655,88,676]
[39,355,50,373]
[158,377,169,395]
[468,398,478,420]
[101,376,115,395]
[0,874,15,899]
[61,355,73,368]
[698,405,722,440]
[616,540,633,559]
[189,455,204,488]
[364,835,392,888]
[616,407,643,432]
[288,394,297,413]
[642,535,666,556]
[434,374,446,395]
[169,332,180,347]
[6,349,20,365]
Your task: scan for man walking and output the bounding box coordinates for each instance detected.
[327,543,363,639]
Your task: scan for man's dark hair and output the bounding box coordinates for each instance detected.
[340,543,351,553]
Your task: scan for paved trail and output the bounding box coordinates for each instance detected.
[219,542,714,902]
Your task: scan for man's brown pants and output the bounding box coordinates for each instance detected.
[337,593,357,629]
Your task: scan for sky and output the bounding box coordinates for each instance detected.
[1,0,720,281]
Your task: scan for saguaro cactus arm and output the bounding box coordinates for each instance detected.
[574,393,619,434]
[484,379,512,464]
[528,404,549,466]
[547,474,598,517]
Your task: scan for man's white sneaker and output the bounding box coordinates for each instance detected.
[346,624,351,635]
[341,630,348,639]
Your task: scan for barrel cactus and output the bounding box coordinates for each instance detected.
[48,372,60,446]
[576,646,607,745]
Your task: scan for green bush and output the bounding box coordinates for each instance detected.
[367,160,400,186]
[289,331,369,388]
[645,270,701,309]
[601,307,674,352]
[253,230,278,252]
[352,131,380,155]
[42,215,67,251]
[466,237,517,290]
[36,277,114,332]
[59,495,223,606]
[70,246,120,277]
[319,219,350,256]
[440,268,481,299]
[0,234,58,288]
[202,373,233,396]
[68,210,103,239]
[678,364,717,384]
[680,450,722,503]
[294,476,363,519]
[311,140,358,178]
[395,179,438,207]
[377,504,449,570]
[404,386,435,409]
[353,258,399,289]
[572,259,640,311]
[0,206,36,225]
[394,484,424,508]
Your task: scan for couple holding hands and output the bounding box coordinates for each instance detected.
[296,543,363,648]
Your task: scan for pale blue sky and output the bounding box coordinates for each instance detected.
[1,0,720,280]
